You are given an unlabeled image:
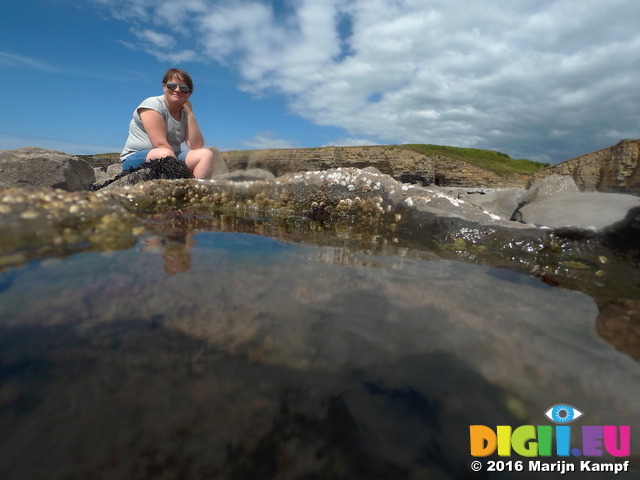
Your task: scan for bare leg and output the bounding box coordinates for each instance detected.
[185,149,215,179]
[145,148,176,161]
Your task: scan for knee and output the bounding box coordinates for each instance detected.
[148,148,175,160]
[195,148,214,162]
[187,149,214,167]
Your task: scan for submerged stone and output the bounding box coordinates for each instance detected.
[0,235,638,479]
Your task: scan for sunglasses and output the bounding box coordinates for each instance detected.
[165,82,190,94]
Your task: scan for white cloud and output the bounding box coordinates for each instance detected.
[239,131,297,150]
[325,138,379,147]
[155,0,209,33]
[128,29,197,63]
[94,0,640,162]
[0,51,59,72]
[133,29,176,49]
[154,49,197,64]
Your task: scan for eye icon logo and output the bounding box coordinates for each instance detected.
[544,404,584,424]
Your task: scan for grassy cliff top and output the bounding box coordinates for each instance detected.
[399,144,549,176]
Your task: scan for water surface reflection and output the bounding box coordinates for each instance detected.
[0,227,639,479]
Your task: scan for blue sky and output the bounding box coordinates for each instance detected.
[2,0,640,164]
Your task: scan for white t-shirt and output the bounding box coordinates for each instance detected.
[120,95,188,161]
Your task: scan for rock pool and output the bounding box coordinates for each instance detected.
[1,205,639,479]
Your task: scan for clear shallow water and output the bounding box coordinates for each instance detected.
[1,223,639,479]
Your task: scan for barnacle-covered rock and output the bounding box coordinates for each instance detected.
[0,187,140,268]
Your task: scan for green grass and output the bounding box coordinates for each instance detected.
[399,144,550,177]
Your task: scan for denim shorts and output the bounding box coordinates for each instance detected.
[122,150,188,171]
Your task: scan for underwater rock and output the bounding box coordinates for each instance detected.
[596,298,640,363]
[0,186,141,267]
[602,205,640,260]
[1,240,639,479]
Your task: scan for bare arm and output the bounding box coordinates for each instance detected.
[182,101,205,150]
[139,109,172,150]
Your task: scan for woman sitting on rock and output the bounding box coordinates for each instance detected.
[120,68,214,179]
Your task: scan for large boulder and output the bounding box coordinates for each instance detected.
[509,174,639,230]
[0,147,95,191]
[518,174,580,205]
[519,192,640,230]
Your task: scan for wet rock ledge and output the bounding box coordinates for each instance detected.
[1,147,639,284]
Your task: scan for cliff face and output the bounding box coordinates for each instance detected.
[528,139,640,193]
[221,145,527,188]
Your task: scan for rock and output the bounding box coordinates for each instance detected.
[98,157,193,191]
[221,145,527,188]
[94,151,225,191]
[5,162,636,234]
[208,146,229,177]
[90,167,536,232]
[214,168,275,182]
[466,189,525,220]
[0,147,95,191]
[362,166,382,175]
[407,191,534,229]
[528,139,640,193]
[0,186,141,259]
[3,167,640,298]
[596,299,640,363]
[93,167,111,185]
[5,245,640,479]
[106,163,123,177]
[519,174,580,205]
[602,206,640,259]
[82,152,120,169]
[519,192,640,230]
[101,148,223,185]
[99,175,131,191]
[397,172,429,185]
[89,163,123,188]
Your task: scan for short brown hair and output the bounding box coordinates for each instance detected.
[162,68,194,93]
